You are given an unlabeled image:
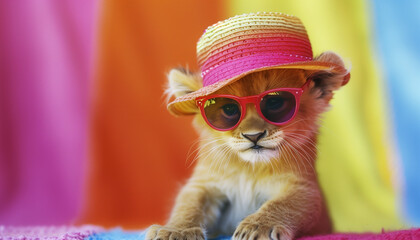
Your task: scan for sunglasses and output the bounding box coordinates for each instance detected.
[195,79,311,131]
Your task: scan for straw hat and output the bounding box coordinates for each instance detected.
[168,12,349,115]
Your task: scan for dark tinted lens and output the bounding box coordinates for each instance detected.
[260,91,296,123]
[203,97,241,129]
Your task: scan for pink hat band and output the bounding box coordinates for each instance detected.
[201,37,313,87]
[197,13,314,87]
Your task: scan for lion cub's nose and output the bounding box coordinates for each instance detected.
[242,131,266,144]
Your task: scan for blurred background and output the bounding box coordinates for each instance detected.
[0,0,419,232]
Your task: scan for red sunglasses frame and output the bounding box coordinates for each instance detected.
[195,79,312,131]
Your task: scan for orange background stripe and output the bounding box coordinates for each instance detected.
[80,0,223,228]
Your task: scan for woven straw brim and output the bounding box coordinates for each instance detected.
[167,61,349,116]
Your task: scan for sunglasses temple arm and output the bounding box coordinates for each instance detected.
[301,78,312,91]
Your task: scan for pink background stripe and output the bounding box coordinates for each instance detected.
[0,0,98,224]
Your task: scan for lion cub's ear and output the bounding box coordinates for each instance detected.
[309,51,350,102]
[165,68,202,114]
[166,68,203,98]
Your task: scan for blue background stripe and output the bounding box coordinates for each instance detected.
[372,0,420,225]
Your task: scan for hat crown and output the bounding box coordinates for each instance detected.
[196,12,313,87]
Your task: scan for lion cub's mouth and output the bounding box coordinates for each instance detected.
[250,145,263,150]
[238,145,278,163]
[247,144,275,151]
[243,145,277,156]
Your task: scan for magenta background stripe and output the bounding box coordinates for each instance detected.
[0,0,98,224]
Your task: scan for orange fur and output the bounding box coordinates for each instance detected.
[146,52,348,240]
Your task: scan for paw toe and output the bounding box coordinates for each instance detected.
[168,231,182,240]
[234,222,260,240]
[145,225,162,240]
[181,227,204,240]
[270,226,292,240]
[155,227,176,240]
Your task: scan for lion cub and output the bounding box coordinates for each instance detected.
[146,52,348,240]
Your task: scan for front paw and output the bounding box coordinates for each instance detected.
[145,225,205,240]
[233,218,293,240]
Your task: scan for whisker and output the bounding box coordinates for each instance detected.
[201,142,227,173]
[282,140,305,176]
[286,133,319,155]
[186,136,227,167]
[216,145,230,174]
[221,147,235,177]
[267,154,276,173]
[285,137,316,174]
[208,145,226,173]
[277,141,294,173]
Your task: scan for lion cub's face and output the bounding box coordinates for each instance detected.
[194,69,328,164]
[167,53,346,166]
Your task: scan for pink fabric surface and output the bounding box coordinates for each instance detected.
[0,1,98,224]
[0,225,103,240]
[0,227,419,240]
[299,228,420,240]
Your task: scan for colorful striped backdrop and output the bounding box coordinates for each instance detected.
[0,0,419,232]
